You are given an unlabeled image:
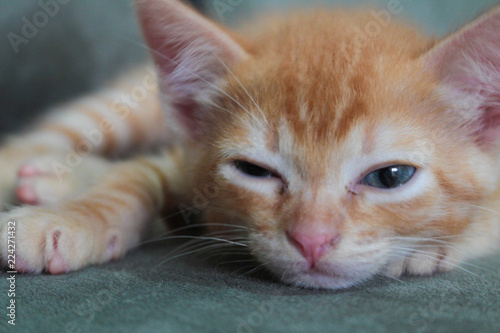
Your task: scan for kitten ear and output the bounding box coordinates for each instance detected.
[423,6,500,148]
[135,0,248,138]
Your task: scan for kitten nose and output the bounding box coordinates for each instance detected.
[287,229,341,265]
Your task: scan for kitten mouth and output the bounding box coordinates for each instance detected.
[301,263,345,279]
[286,265,359,289]
[304,266,343,278]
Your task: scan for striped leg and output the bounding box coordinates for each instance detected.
[0,149,185,274]
[0,64,165,209]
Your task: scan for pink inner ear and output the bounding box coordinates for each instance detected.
[172,98,201,135]
[476,106,500,146]
[137,0,247,80]
[425,6,500,148]
[135,0,248,138]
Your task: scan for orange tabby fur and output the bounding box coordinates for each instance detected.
[0,0,499,289]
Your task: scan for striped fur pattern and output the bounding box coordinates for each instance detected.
[0,0,499,289]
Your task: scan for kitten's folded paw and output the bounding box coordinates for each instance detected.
[16,158,74,205]
[0,144,62,210]
[0,206,119,274]
[386,246,457,278]
[15,155,112,206]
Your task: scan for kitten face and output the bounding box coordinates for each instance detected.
[192,16,497,289]
[137,0,500,289]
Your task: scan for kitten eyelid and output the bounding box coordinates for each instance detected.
[230,158,284,181]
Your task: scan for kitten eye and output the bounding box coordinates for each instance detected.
[361,165,416,189]
[233,160,277,178]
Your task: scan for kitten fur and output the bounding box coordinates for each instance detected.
[0,0,499,289]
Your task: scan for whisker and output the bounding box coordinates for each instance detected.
[379,273,406,285]
[388,252,482,278]
[160,234,246,260]
[141,234,246,247]
[237,263,269,278]
[387,234,474,242]
[154,242,238,268]
[116,36,261,124]
[211,51,270,126]
[215,259,256,269]
[469,204,500,216]
[211,103,248,123]
[140,223,251,246]
[203,250,251,262]
[161,238,217,259]
[390,245,495,273]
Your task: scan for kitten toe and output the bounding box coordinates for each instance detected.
[14,155,110,206]
[15,184,39,205]
[48,254,68,275]
[0,206,114,274]
[404,247,448,276]
[46,230,69,274]
[17,164,42,178]
[15,158,75,205]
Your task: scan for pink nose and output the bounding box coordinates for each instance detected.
[287,229,340,265]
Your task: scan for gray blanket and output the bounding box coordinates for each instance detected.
[1,1,499,332]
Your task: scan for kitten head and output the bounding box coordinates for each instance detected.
[137,0,500,289]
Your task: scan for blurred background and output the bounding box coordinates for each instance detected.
[0,0,499,133]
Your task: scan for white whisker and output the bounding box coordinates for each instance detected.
[116,35,261,124]
[239,263,269,278]
[154,242,241,268]
[469,204,500,216]
[211,51,270,126]
[388,252,482,278]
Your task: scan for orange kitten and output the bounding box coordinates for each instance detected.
[0,0,499,289]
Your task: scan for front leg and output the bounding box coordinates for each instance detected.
[0,149,184,274]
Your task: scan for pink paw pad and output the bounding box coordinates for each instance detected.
[15,185,39,205]
[17,165,42,178]
[48,254,68,275]
[15,162,48,205]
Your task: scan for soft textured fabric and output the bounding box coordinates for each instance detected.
[1,241,499,332]
[1,1,499,332]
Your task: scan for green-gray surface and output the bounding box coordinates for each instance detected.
[1,242,499,333]
[1,0,500,332]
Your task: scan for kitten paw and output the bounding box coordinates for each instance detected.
[386,246,455,277]
[0,143,63,210]
[0,206,120,274]
[15,156,112,206]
